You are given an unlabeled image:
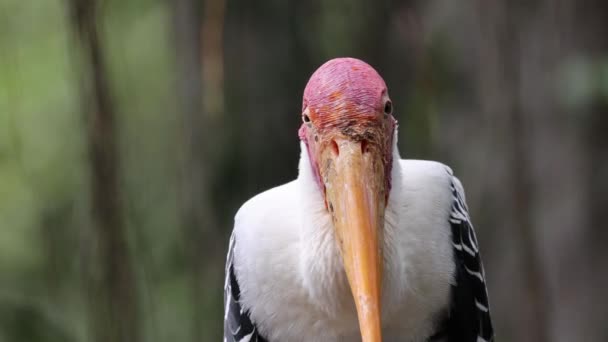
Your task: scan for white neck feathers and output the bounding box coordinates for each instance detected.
[295,130,404,324]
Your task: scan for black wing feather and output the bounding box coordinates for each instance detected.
[223,234,268,342]
[442,171,494,342]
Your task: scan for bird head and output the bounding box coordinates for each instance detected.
[299,58,397,342]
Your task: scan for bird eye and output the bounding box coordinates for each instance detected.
[384,101,393,115]
[303,114,311,123]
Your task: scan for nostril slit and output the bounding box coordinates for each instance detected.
[330,140,339,156]
[361,140,369,154]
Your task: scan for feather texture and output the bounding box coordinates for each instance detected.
[223,142,494,341]
[441,172,494,341]
[224,233,267,342]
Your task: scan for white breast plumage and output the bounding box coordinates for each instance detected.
[230,142,455,342]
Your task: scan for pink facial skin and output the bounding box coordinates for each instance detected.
[298,58,397,204]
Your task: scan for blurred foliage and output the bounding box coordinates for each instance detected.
[1,0,608,341]
[0,0,184,340]
[559,57,608,109]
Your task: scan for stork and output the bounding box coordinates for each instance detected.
[223,58,494,342]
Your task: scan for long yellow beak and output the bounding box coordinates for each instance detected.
[323,138,385,342]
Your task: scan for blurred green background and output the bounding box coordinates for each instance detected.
[1,0,608,341]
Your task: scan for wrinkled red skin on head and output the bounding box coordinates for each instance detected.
[298,58,397,202]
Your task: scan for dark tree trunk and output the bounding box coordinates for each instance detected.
[474,2,551,341]
[171,0,224,340]
[67,1,140,341]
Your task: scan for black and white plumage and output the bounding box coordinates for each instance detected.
[223,154,493,341]
[223,58,493,342]
[433,172,493,341]
[224,233,267,342]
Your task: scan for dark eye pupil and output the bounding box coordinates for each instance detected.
[303,114,311,123]
[384,101,392,115]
